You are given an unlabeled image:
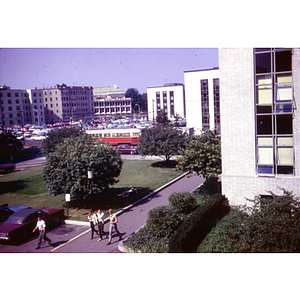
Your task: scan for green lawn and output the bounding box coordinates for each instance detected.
[0,159,184,221]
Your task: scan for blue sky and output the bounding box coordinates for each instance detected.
[0,48,218,94]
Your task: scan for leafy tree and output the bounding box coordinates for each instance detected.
[125,88,147,112]
[0,130,23,160]
[137,116,186,162]
[42,127,85,155]
[177,128,221,179]
[43,133,123,197]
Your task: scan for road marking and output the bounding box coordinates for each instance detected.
[51,228,90,252]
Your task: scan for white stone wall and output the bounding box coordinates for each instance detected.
[219,48,300,206]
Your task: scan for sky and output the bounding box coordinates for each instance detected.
[0,48,218,94]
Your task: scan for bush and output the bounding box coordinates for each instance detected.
[168,191,198,214]
[123,225,169,253]
[168,193,229,253]
[199,176,221,196]
[146,205,183,238]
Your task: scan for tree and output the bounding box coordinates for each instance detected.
[41,127,85,155]
[0,130,23,160]
[43,133,123,198]
[125,88,147,112]
[177,128,221,179]
[137,115,186,162]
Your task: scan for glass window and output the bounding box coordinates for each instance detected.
[276,114,292,134]
[275,50,292,72]
[257,137,273,146]
[257,115,272,134]
[277,148,293,165]
[256,52,271,73]
[258,147,273,164]
[277,137,293,146]
[258,85,272,104]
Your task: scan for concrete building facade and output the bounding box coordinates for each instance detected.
[220,48,300,205]
[147,83,185,122]
[184,68,220,134]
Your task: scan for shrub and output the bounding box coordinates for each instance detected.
[168,191,198,214]
[168,193,229,253]
[199,176,221,196]
[146,205,183,238]
[123,225,169,253]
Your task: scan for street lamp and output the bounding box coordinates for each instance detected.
[135,104,140,119]
[88,169,93,204]
[65,193,70,217]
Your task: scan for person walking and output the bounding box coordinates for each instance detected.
[96,209,105,241]
[32,215,51,250]
[88,209,98,240]
[107,209,122,245]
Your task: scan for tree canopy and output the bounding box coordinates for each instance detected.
[41,127,85,155]
[43,133,123,197]
[137,111,186,161]
[177,128,221,179]
[125,88,147,112]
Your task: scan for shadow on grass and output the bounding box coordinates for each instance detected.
[151,160,178,168]
[66,186,154,212]
[0,180,27,194]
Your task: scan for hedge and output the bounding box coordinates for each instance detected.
[168,193,229,253]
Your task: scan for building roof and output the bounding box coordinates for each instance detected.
[93,86,124,93]
[184,67,219,73]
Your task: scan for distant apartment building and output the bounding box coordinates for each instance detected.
[43,84,94,124]
[93,86,132,118]
[219,48,300,205]
[27,88,45,126]
[0,86,33,127]
[147,83,185,122]
[184,68,220,133]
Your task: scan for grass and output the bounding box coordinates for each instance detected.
[0,159,184,221]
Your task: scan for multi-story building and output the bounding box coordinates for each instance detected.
[93,86,132,118]
[0,86,32,127]
[184,68,220,133]
[147,83,185,122]
[219,48,300,205]
[43,84,94,124]
[27,88,45,126]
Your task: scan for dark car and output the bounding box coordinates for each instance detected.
[0,205,31,223]
[0,163,15,173]
[0,208,64,244]
[113,144,138,154]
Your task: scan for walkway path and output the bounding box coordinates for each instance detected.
[54,173,205,253]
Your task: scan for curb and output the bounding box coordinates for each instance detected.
[65,171,189,227]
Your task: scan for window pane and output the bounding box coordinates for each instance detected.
[258,137,273,146]
[276,85,292,102]
[277,137,293,146]
[257,105,272,113]
[257,75,272,85]
[277,147,293,164]
[257,115,272,134]
[276,104,293,113]
[276,74,292,83]
[257,166,273,174]
[258,85,272,104]
[276,114,292,134]
[275,50,292,72]
[256,53,271,73]
[258,147,273,164]
[277,166,293,174]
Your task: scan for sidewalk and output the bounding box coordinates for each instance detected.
[60,173,205,253]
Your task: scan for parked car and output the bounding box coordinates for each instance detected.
[0,205,31,223]
[0,208,64,244]
[113,144,138,154]
[0,163,15,173]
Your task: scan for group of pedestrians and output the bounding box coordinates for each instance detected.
[88,208,122,245]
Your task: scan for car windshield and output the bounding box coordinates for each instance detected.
[5,215,25,224]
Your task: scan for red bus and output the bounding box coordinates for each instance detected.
[85,128,142,146]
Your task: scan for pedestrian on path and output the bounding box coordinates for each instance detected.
[107,209,122,245]
[88,209,98,239]
[32,215,51,250]
[96,209,105,241]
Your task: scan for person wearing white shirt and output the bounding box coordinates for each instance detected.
[87,209,98,239]
[96,209,105,241]
[32,215,51,250]
[107,209,122,245]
